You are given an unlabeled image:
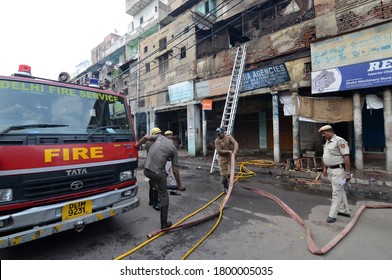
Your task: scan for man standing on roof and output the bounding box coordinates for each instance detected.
[136,128,185,229]
[214,127,239,193]
[319,124,351,223]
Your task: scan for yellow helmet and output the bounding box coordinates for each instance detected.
[164,130,173,136]
[151,127,162,135]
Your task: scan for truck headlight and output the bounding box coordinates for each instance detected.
[120,170,133,181]
[0,188,13,202]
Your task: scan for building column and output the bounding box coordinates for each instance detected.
[259,112,267,151]
[148,110,154,135]
[353,92,363,170]
[292,92,300,166]
[271,92,280,163]
[384,88,392,171]
[187,104,200,156]
[202,109,207,156]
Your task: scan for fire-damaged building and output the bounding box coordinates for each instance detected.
[128,0,392,171]
[73,0,392,172]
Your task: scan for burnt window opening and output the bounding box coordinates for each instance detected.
[158,52,170,73]
[228,25,249,48]
[195,0,314,59]
[145,63,151,73]
[159,37,167,51]
[180,47,186,59]
[144,46,148,53]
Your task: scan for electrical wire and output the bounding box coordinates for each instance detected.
[134,1,258,83]
[136,0,240,66]
[116,0,260,83]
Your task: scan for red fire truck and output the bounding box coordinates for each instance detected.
[0,65,140,248]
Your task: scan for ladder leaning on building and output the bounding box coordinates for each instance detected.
[210,44,247,173]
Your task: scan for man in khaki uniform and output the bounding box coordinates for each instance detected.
[214,127,239,193]
[144,128,162,211]
[136,128,185,229]
[319,125,351,223]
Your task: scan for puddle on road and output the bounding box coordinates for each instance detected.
[282,183,331,197]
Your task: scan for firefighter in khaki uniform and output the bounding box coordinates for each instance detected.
[214,127,239,193]
[319,125,351,223]
[136,129,185,229]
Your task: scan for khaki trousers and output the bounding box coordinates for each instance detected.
[328,167,350,218]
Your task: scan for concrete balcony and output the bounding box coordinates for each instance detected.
[126,0,154,16]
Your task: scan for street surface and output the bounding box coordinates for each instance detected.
[1,166,392,260]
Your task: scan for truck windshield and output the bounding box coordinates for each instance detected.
[0,79,133,135]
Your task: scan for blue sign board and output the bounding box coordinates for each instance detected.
[311,57,392,94]
[241,64,291,92]
[168,81,194,104]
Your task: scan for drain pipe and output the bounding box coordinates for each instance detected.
[202,109,207,156]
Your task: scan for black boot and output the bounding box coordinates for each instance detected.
[222,180,228,193]
[152,189,161,211]
[148,186,153,205]
[160,206,172,229]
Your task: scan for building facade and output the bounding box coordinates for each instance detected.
[72,0,392,171]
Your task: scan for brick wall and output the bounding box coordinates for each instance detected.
[337,0,392,33]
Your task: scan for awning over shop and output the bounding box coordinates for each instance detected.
[299,96,353,123]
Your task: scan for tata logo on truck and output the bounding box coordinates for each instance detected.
[70,181,84,190]
[66,168,87,176]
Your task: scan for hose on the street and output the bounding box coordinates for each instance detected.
[115,153,392,259]
[239,184,392,255]
[232,157,392,255]
[182,155,392,257]
[114,192,224,260]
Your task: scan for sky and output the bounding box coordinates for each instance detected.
[0,0,132,80]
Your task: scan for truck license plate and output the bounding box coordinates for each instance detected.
[62,200,92,221]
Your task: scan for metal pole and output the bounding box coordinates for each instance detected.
[202,109,207,156]
[135,48,140,139]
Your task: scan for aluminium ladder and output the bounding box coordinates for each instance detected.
[210,44,247,173]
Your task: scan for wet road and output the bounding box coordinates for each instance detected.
[1,167,392,260]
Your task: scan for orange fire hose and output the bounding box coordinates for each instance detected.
[238,179,392,255]
[118,153,392,259]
